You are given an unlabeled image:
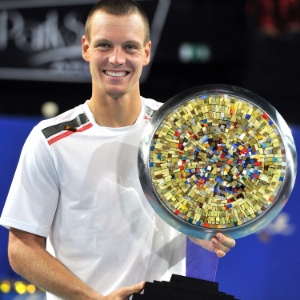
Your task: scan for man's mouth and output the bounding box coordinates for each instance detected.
[104,70,129,77]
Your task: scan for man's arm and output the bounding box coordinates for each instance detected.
[8,228,144,300]
[189,233,236,258]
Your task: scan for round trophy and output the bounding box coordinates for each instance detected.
[138,84,297,239]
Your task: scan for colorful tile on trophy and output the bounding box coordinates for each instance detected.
[148,94,286,229]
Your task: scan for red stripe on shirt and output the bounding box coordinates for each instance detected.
[48,122,93,145]
[144,114,151,121]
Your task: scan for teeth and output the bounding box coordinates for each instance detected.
[105,71,127,77]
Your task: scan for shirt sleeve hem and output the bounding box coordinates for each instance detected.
[0,217,49,237]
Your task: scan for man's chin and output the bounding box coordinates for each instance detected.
[107,90,126,100]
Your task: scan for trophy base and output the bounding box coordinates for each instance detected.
[132,274,238,300]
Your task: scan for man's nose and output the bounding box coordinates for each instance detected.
[109,47,125,65]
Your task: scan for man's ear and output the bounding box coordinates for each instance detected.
[143,41,151,66]
[82,35,90,62]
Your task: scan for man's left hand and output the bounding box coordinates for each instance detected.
[189,233,236,258]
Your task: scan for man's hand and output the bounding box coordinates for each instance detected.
[8,228,146,300]
[103,282,145,300]
[189,233,236,258]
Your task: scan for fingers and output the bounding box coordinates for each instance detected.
[131,282,145,294]
[105,281,145,299]
[216,233,236,248]
[212,233,236,258]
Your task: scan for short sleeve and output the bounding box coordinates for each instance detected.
[0,125,60,237]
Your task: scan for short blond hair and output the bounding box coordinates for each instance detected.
[85,0,150,44]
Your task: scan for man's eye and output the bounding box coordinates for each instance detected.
[97,43,111,48]
[125,44,137,50]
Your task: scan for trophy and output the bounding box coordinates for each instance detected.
[137,84,297,299]
[138,84,297,240]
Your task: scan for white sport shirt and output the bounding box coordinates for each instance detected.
[0,97,186,299]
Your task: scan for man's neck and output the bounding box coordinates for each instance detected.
[88,93,142,128]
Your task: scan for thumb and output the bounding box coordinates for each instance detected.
[130,281,146,294]
[107,282,146,299]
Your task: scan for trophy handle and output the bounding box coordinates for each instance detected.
[186,237,219,282]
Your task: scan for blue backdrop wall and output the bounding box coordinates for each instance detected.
[216,125,300,300]
[0,117,299,300]
[0,117,42,279]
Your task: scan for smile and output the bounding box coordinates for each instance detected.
[104,70,129,77]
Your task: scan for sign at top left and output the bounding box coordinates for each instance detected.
[0,0,170,83]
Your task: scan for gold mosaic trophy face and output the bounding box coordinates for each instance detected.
[138,85,297,239]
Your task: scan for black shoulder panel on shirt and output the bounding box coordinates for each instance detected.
[42,113,89,138]
[145,106,157,118]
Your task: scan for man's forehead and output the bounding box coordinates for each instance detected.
[89,12,147,41]
[91,11,144,27]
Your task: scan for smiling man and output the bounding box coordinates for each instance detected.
[0,1,235,300]
[82,1,151,128]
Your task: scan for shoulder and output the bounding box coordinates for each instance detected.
[142,96,164,110]
[34,104,90,144]
[37,104,86,131]
[141,96,164,119]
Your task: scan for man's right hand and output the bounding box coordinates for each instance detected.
[103,282,145,300]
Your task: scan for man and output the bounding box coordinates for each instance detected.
[0,1,235,299]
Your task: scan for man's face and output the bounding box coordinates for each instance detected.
[82,12,151,99]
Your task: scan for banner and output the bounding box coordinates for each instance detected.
[0,0,170,83]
